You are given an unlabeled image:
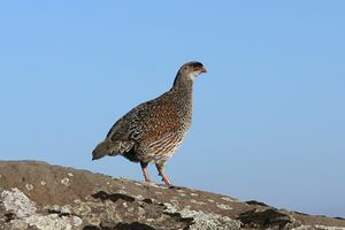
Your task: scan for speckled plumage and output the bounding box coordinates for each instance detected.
[92,61,207,185]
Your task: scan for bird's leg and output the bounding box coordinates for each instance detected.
[155,163,171,186]
[140,162,151,183]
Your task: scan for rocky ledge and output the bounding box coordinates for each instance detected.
[0,161,344,230]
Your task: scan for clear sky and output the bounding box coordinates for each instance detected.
[0,1,344,217]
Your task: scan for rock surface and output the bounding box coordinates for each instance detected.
[0,161,344,230]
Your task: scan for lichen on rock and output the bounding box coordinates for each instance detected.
[1,188,82,230]
[1,188,37,218]
[163,202,241,230]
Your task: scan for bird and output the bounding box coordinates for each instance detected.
[92,61,207,186]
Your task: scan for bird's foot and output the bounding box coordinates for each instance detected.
[159,177,184,189]
[161,175,171,187]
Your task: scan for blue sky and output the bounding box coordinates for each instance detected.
[1,1,344,217]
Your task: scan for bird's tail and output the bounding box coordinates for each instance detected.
[92,139,134,161]
[92,140,115,160]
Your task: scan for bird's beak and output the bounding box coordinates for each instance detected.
[200,67,207,73]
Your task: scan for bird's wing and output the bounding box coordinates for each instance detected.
[106,92,179,144]
[106,100,152,141]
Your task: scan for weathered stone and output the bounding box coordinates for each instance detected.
[0,161,344,230]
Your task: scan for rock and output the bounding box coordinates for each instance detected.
[0,161,344,230]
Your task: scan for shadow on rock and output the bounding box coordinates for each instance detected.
[238,208,292,228]
[92,191,135,203]
[83,222,156,230]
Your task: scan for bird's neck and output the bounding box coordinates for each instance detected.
[171,73,193,123]
[172,73,194,91]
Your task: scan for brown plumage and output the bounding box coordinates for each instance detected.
[92,61,207,186]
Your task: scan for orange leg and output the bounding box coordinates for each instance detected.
[155,163,171,186]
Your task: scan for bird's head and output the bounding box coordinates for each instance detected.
[178,61,207,81]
